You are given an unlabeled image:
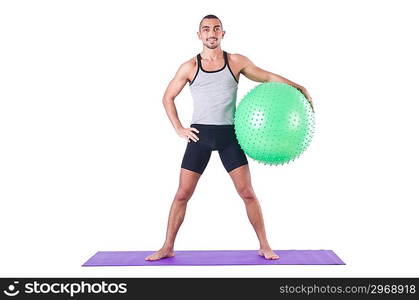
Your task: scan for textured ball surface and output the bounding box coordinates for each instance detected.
[234,82,315,165]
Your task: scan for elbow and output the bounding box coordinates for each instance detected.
[162,96,174,105]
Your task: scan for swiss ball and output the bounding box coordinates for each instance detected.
[234,82,315,165]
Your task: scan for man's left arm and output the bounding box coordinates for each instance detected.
[240,55,314,110]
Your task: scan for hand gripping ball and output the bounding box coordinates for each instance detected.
[234,82,315,165]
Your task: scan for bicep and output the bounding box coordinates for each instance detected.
[241,56,272,82]
[163,64,190,99]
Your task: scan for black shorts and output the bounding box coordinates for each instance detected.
[181,123,249,174]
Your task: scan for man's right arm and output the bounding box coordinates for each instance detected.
[162,61,200,142]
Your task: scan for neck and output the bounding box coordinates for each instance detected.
[201,47,223,60]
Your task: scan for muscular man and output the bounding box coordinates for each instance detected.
[146,14,313,261]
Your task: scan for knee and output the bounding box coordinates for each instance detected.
[174,188,194,203]
[237,186,256,203]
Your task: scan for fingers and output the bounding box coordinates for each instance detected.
[190,133,199,141]
[308,100,314,112]
[186,136,196,142]
[181,127,200,143]
[187,128,199,142]
[188,134,199,142]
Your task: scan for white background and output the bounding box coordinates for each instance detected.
[1,0,418,277]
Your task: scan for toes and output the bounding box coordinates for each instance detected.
[259,250,280,260]
[145,255,158,261]
[145,251,174,261]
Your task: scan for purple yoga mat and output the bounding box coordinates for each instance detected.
[82,250,345,266]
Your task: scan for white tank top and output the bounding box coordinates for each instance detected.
[189,51,239,125]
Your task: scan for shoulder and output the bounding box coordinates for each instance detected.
[173,56,198,79]
[226,53,254,72]
[226,53,254,74]
[179,56,197,72]
[226,53,252,65]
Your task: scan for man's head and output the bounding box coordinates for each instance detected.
[197,14,225,50]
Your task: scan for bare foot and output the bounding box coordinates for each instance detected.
[145,248,175,261]
[258,248,280,260]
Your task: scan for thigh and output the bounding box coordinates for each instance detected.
[218,129,248,173]
[181,134,212,175]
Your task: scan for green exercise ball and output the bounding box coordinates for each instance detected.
[234,82,315,165]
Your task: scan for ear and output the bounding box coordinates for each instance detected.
[222,30,226,39]
[197,31,201,39]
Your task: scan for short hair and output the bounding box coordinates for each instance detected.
[199,14,223,31]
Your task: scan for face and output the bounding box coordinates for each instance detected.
[197,18,225,50]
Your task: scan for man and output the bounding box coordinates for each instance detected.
[146,15,313,261]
